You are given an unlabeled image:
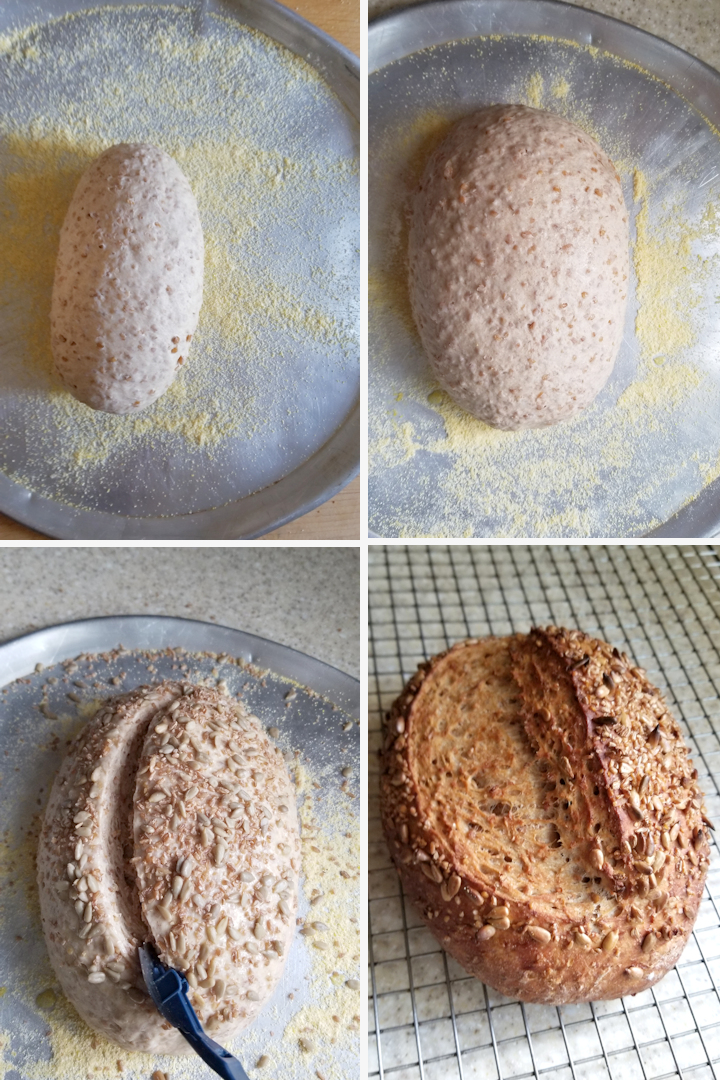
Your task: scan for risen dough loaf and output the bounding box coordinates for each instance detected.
[37,682,299,1053]
[408,105,630,429]
[380,627,710,1004]
[51,144,204,414]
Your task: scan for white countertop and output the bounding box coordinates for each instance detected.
[0,548,359,678]
[369,0,720,71]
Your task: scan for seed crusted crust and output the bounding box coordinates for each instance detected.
[379,628,710,1005]
[38,681,298,1053]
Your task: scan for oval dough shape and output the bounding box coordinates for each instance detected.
[37,683,299,1054]
[51,143,204,414]
[408,105,630,429]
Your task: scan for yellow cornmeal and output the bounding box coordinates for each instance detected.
[369,36,720,537]
[0,7,358,508]
[551,76,570,99]
[0,717,359,1079]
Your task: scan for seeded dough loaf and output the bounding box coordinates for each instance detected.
[408,105,630,429]
[51,143,204,414]
[380,627,710,1004]
[37,682,299,1053]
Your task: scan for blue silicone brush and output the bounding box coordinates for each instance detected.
[138,943,251,1080]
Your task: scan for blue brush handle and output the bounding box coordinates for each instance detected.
[140,951,250,1080]
[178,1028,251,1080]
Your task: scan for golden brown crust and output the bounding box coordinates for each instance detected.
[379,628,710,1004]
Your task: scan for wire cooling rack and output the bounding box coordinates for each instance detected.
[368,545,720,1080]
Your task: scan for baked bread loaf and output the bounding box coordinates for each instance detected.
[51,143,204,414]
[380,627,710,1003]
[408,105,629,429]
[38,682,299,1052]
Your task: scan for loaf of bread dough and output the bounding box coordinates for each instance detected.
[409,105,630,429]
[380,627,710,1004]
[37,683,299,1052]
[50,144,204,414]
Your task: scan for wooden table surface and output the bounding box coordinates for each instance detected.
[0,0,359,542]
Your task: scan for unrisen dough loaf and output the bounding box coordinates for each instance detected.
[409,105,630,429]
[37,683,299,1052]
[380,627,710,1004]
[51,144,204,414]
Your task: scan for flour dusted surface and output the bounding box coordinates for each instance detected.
[0,7,358,517]
[409,105,629,429]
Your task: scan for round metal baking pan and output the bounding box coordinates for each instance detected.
[0,615,359,1078]
[0,0,359,539]
[369,0,720,538]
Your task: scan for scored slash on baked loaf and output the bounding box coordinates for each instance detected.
[380,627,711,1005]
[38,682,299,1053]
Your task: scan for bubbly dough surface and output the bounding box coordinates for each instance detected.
[51,143,204,415]
[408,105,630,429]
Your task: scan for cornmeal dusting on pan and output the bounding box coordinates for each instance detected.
[0,652,359,1080]
[0,7,358,514]
[369,35,720,537]
[632,168,706,361]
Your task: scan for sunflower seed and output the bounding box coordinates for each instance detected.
[78,922,93,939]
[560,757,574,779]
[625,967,644,977]
[228,925,242,941]
[148,792,165,804]
[602,931,618,953]
[87,972,105,984]
[180,857,194,879]
[527,926,551,944]
[86,875,99,894]
[213,842,226,867]
[478,925,496,941]
[642,932,655,953]
[575,933,593,949]
[420,862,443,884]
[247,990,261,1002]
[441,874,462,902]
[73,811,91,824]
[180,879,192,904]
[253,920,266,940]
[185,785,199,801]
